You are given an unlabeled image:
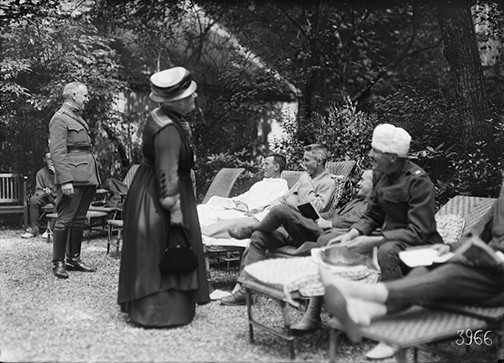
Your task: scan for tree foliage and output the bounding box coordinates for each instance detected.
[1,0,127,187]
[1,0,503,202]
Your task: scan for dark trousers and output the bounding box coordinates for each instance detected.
[54,185,96,230]
[377,241,411,281]
[237,205,324,283]
[385,262,504,310]
[28,194,53,231]
[259,205,324,243]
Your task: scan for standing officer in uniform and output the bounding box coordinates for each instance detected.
[49,81,100,279]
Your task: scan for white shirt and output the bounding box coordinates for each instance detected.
[197,177,288,226]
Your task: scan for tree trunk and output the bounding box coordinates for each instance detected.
[437,0,493,147]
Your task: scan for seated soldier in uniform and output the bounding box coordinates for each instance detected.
[318,123,443,359]
[21,151,57,239]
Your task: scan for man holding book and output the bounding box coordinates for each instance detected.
[227,169,373,255]
[220,144,336,306]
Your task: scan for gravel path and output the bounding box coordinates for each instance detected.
[0,229,491,362]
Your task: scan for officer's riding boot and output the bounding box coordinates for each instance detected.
[65,226,96,272]
[52,228,69,279]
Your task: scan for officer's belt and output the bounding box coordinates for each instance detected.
[67,145,90,153]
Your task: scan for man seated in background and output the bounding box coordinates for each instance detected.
[220,144,336,305]
[21,151,57,239]
[198,154,288,228]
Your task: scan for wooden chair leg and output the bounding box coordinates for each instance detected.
[245,287,255,344]
[278,299,295,360]
[204,253,212,288]
[329,329,342,363]
[116,228,122,254]
[107,223,112,254]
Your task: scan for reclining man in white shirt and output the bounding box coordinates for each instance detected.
[198,153,289,234]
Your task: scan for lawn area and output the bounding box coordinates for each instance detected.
[0,228,495,362]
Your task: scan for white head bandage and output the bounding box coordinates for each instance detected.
[371,124,411,158]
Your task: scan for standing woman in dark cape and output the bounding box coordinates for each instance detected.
[118,67,210,328]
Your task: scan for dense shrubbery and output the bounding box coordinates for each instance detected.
[376,85,503,206]
[267,90,503,209]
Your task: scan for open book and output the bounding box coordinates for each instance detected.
[454,235,504,269]
[297,202,321,221]
[399,247,454,268]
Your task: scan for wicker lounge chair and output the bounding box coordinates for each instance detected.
[280,170,304,189]
[200,168,246,280]
[326,195,503,363]
[201,167,245,204]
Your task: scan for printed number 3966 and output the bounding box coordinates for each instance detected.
[456,329,492,345]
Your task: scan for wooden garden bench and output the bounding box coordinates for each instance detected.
[0,173,28,228]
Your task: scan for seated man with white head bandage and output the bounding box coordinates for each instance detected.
[326,123,443,359]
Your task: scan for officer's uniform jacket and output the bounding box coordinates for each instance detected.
[49,103,100,186]
[352,160,443,246]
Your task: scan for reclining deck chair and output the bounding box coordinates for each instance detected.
[280,170,304,189]
[201,168,246,278]
[201,167,245,204]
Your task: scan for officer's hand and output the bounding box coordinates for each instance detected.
[61,183,74,197]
